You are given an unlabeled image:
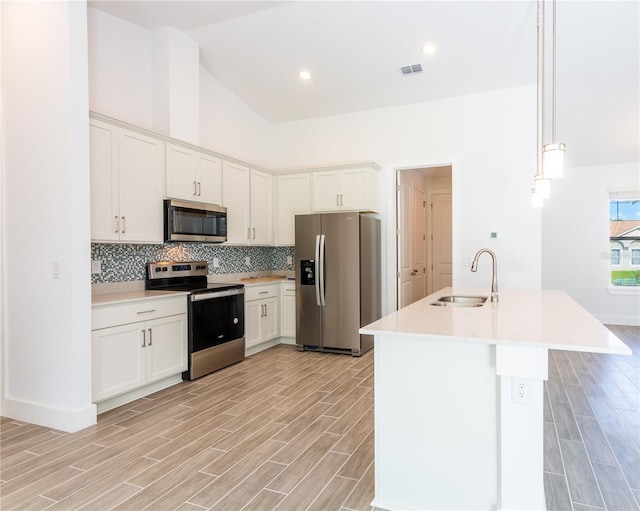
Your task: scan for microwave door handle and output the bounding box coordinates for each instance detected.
[319,234,326,306]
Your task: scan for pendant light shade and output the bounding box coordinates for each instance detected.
[543,143,566,179]
[534,174,551,198]
[531,188,544,208]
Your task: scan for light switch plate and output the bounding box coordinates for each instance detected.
[91,260,102,275]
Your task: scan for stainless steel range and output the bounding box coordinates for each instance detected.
[145,261,244,380]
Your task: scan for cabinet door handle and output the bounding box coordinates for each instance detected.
[264,304,268,316]
[252,227,256,240]
[197,182,201,196]
[259,291,269,295]
[141,329,146,347]
[247,227,251,240]
[193,181,197,195]
[115,216,119,233]
[136,309,156,315]
[337,194,340,206]
[121,216,126,234]
[148,328,152,346]
[340,194,343,206]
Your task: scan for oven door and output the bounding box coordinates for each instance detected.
[189,288,244,352]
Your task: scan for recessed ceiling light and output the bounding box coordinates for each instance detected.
[422,44,436,55]
[299,70,311,80]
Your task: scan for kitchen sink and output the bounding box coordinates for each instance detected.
[429,295,488,307]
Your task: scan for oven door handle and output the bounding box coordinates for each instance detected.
[190,288,245,301]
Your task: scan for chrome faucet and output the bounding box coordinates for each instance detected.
[471,249,498,302]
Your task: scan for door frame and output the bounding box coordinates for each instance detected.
[395,165,453,310]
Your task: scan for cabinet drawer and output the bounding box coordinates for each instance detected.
[93,296,187,330]
[245,284,279,301]
[281,282,295,295]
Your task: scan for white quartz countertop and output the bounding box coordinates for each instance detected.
[361,288,632,355]
[92,290,189,307]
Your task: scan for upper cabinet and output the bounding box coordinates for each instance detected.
[250,169,273,245]
[165,142,222,206]
[90,118,164,243]
[311,165,380,213]
[275,173,311,246]
[89,113,380,249]
[222,162,273,245]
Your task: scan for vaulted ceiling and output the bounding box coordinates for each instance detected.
[89,1,639,165]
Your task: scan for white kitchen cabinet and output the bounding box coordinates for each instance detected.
[91,295,187,409]
[250,169,273,245]
[165,142,222,205]
[280,280,296,339]
[222,161,273,245]
[89,118,164,243]
[311,165,380,213]
[275,173,311,245]
[245,284,279,349]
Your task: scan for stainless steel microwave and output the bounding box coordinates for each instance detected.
[164,199,227,243]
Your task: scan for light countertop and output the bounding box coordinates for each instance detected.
[361,287,631,355]
[92,290,189,307]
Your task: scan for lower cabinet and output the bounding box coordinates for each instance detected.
[280,281,296,338]
[91,296,187,407]
[245,284,279,349]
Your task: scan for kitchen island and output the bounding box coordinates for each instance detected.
[360,288,631,511]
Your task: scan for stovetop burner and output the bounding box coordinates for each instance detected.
[145,261,243,294]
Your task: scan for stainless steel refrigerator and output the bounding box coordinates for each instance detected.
[295,212,381,356]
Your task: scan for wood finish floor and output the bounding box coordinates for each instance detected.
[1,345,375,511]
[0,325,638,511]
[544,325,640,511]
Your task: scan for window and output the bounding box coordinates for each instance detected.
[611,246,621,265]
[631,243,640,266]
[609,189,640,287]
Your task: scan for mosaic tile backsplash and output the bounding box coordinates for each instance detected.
[91,243,295,284]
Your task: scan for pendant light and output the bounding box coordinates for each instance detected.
[542,0,565,179]
[532,0,550,206]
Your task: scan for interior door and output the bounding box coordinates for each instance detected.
[398,178,413,308]
[411,186,427,303]
[431,192,453,292]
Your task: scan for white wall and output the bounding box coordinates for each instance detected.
[542,162,640,325]
[199,67,272,168]
[88,8,154,129]
[270,86,541,311]
[87,7,272,168]
[2,1,95,430]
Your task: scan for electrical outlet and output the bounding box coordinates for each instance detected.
[287,256,293,265]
[91,260,102,275]
[245,256,251,266]
[512,378,530,405]
[213,257,220,268]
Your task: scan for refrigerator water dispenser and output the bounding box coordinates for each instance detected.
[300,260,315,285]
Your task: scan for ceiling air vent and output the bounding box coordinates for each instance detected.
[401,63,423,75]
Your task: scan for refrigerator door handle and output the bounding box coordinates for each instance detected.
[319,234,326,306]
[315,234,322,306]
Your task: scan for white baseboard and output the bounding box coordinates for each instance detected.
[4,397,96,433]
[245,338,282,357]
[96,374,183,414]
[596,314,640,326]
